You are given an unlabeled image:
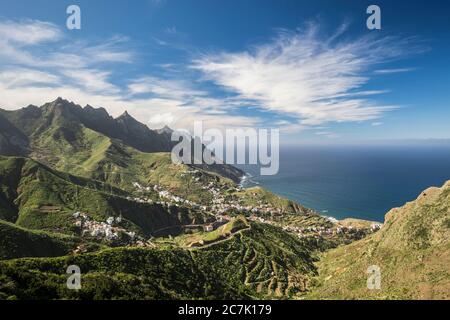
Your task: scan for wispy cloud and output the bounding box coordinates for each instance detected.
[0,20,131,106]
[125,76,259,129]
[61,69,120,94]
[0,19,420,136]
[0,19,258,132]
[127,76,206,99]
[0,68,60,88]
[0,19,61,45]
[374,67,417,74]
[193,23,417,127]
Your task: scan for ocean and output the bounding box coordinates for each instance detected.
[237,144,450,222]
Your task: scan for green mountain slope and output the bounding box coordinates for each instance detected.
[0,99,332,244]
[308,180,450,300]
[0,98,172,154]
[0,98,244,199]
[0,113,29,156]
[0,156,207,238]
[0,222,319,300]
[0,219,103,260]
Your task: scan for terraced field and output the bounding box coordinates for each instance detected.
[0,222,319,300]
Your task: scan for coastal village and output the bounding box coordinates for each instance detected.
[249,214,382,239]
[72,170,382,247]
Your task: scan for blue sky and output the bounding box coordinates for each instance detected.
[0,0,449,143]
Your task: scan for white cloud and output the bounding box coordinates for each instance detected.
[0,20,132,69]
[193,24,414,127]
[0,20,61,45]
[148,112,176,126]
[0,19,259,132]
[124,76,257,129]
[61,69,119,94]
[0,68,60,88]
[374,68,416,74]
[128,76,206,99]
[82,36,134,64]
[0,19,418,136]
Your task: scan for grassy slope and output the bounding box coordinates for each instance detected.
[0,219,86,260]
[235,187,333,228]
[0,156,205,238]
[28,121,321,220]
[1,102,333,223]
[156,216,250,248]
[236,187,309,212]
[31,123,235,204]
[0,222,319,300]
[307,181,450,300]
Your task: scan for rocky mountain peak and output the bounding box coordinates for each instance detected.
[157,125,174,135]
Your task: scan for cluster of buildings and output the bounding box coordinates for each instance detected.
[180,169,201,180]
[152,184,198,207]
[126,179,383,243]
[73,212,137,243]
[210,198,283,217]
[294,223,340,238]
[201,182,285,217]
[130,182,203,209]
[371,223,382,231]
[131,178,272,221]
[248,214,382,240]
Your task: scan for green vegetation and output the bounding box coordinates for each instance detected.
[0,220,86,260]
[157,216,250,248]
[0,222,319,300]
[235,187,309,213]
[0,99,242,204]
[307,181,450,300]
[0,156,207,238]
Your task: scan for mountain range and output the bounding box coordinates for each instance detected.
[0,97,172,155]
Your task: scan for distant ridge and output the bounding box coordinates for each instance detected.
[0,97,174,154]
[0,98,244,183]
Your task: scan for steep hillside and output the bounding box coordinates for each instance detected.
[308,181,450,300]
[0,113,28,156]
[0,222,319,300]
[0,220,103,260]
[0,98,244,198]
[0,98,172,154]
[0,156,206,238]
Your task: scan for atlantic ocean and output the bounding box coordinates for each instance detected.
[237,143,450,222]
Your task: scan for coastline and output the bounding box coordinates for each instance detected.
[238,170,384,224]
[239,171,345,222]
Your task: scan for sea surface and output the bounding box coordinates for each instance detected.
[236,144,450,222]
